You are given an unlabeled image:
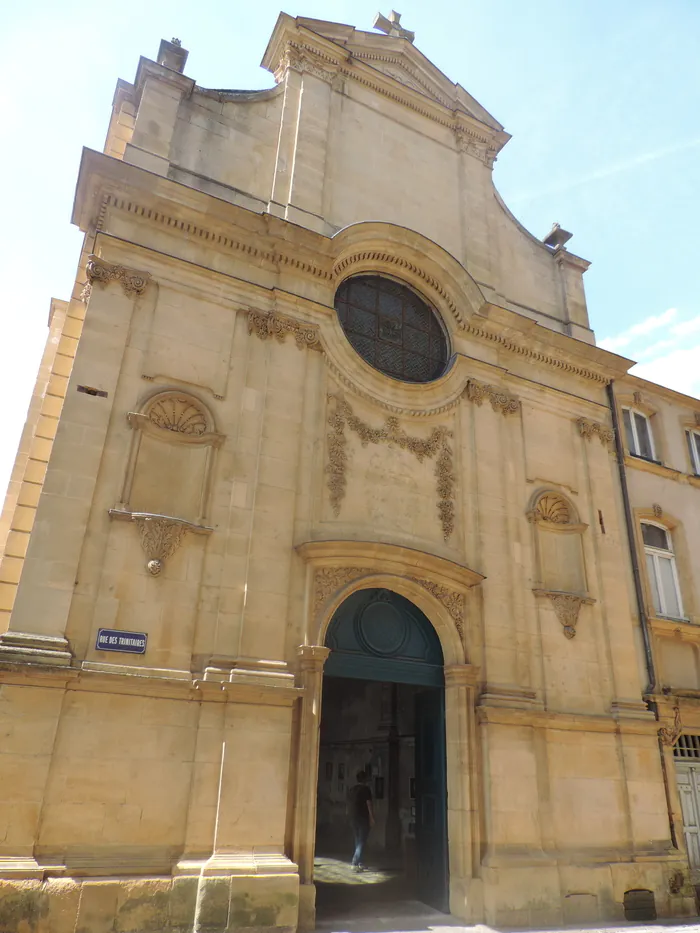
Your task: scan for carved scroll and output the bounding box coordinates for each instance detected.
[410,577,464,638]
[326,394,455,541]
[465,379,520,415]
[577,418,614,447]
[248,309,322,351]
[83,255,151,299]
[313,567,367,614]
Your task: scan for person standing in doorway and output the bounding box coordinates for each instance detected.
[347,770,374,871]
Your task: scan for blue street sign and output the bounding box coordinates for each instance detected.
[96,628,147,654]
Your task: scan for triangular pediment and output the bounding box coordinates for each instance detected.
[263,15,505,134]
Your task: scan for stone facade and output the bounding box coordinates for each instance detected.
[0,15,697,933]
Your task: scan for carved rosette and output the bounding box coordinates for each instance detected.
[248,310,322,352]
[465,379,520,415]
[409,578,464,639]
[326,394,455,541]
[313,567,367,614]
[577,418,614,447]
[659,706,682,747]
[83,255,151,299]
[135,516,186,575]
[548,593,585,639]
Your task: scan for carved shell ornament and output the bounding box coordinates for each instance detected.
[534,493,571,525]
[146,396,208,436]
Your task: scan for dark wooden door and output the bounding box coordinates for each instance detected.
[415,687,449,912]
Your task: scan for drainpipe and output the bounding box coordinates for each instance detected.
[607,381,678,848]
[607,380,657,698]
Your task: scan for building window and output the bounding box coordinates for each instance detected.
[622,407,656,460]
[642,522,684,619]
[687,430,700,475]
[334,275,449,383]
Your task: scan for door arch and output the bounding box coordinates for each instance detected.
[318,588,449,914]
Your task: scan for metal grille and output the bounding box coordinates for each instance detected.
[335,275,449,383]
[674,734,700,759]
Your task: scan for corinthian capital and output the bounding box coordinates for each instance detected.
[84,255,151,299]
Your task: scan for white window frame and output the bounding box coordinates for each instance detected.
[688,429,700,475]
[642,521,684,620]
[623,407,656,460]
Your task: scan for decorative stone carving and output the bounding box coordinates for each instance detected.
[659,705,682,747]
[577,417,615,447]
[529,493,571,525]
[313,567,367,614]
[694,411,700,427]
[548,593,585,639]
[275,45,340,85]
[326,394,455,541]
[410,578,464,638]
[633,390,643,406]
[454,126,498,168]
[147,395,208,435]
[84,255,151,298]
[135,516,186,575]
[465,379,520,415]
[248,309,322,351]
[653,503,663,518]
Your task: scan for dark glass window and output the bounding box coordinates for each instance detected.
[334,275,448,383]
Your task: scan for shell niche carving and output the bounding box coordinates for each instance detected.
[534,493,571,525]
[146,396,208,435]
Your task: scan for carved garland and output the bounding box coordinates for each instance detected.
[465,378,520,415]
[82,255,151,300]
[659,706,682,747]
[248,309,322,351]
[326,394,455,541]
[577,418,614,447]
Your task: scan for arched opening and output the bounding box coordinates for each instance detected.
[314,587,449,922]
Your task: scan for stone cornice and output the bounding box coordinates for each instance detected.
[265,29,508,165]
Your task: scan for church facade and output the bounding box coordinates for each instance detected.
[0,13,699,932]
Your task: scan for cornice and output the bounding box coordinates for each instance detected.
[464,317,611,384]
[271,34,508,165]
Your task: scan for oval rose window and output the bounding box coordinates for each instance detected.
[334,275,449,383]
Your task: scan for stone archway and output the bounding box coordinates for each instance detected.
[292,541,483,929]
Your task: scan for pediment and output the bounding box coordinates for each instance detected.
[263,15,504,133]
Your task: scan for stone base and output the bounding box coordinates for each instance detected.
[0,631,71,666]
[0,870,299,933]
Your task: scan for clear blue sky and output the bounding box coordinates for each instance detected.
[1,0,699,500]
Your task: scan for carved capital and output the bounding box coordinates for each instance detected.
[275,44,340,85]
[577,417,614,447]
[659,705,682,746]
[84,255,151,298]
[326,394,455,541]
[454,125,498,168]
[465,379,520,415]
[297,644,331,674]
[248,309,322,351]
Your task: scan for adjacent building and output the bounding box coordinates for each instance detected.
[0,13,698,933]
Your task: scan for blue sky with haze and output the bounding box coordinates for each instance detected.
[1,0,698,499]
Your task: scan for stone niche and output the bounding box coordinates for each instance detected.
[119,390,223,524]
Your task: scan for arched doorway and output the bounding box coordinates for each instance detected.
[314,588,449,920]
